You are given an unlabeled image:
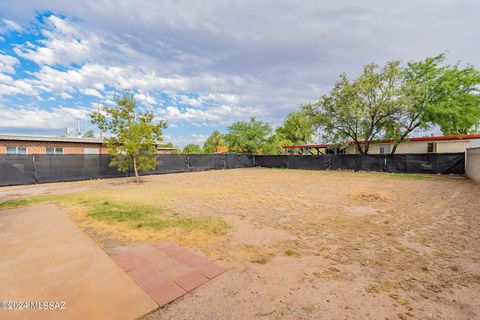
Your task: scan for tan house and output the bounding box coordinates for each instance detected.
[0,134,177,155]
[283,134,480,155]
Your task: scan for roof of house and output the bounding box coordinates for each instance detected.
[0,134,104,144]
[283,133,480,149]
[0,134,177,149]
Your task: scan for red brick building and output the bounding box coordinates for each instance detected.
[0,135,176,155]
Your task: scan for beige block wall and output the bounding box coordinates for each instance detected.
[345,143,423,154]
[436,140,471,153]
[466,147,480,183]
[346,139,479,154]
[0,141,108,154]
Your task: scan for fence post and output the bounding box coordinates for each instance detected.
[32,154,38,184]
[186,154,191,172]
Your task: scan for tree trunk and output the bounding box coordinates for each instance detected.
[133,156,139,183]
[391,143,399,155]
[355,142,364,154]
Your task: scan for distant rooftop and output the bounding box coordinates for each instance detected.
[0,134,177,149]
[0,134,104,144]
[283,133,480,149]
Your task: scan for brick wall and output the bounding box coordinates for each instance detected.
[0,140,108,155]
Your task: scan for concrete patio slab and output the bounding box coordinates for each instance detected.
[0,204,157,320]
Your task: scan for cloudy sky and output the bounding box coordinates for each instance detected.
[0,1,479,146]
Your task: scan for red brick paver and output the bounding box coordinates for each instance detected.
[152,240,176,250]
[161,244,188,256]
[172,251,211,268]
[197,262,227,279]
[175,271,209,291]
[112,241,226,307]
[112,252,145,271]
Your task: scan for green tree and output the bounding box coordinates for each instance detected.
[183,144,203,154]
[224,117,272,154]
[304,61,402,154]
[262,133,292,155]
[203,130,225,153]
[275,111,314,145]
[91,92,166,183]
[428,65,480,135]
[82,129,96,138]
[387,54,480,153]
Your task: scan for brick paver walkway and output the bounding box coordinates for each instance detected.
[112,241,226,306]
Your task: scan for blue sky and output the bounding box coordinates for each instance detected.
[0,1,479,147]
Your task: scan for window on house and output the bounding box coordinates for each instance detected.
[6,146,27,154]
[46,147,64,155]
[379,144,390,154]
[84,147,100,154]
[427,142,435,153]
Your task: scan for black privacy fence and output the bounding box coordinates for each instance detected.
[0,153,465,186]
[255,153,465,174]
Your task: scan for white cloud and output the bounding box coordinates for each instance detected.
[13,15,97,66]
[134,92,156,105]
[0,14,288,128]
[0,54,19,74]
[0,73,36,96]
[0,105,92,129]
[26,64,187,97]
[160,104,262,125]
[82,88,103,98]
[177,93,240,108]
[2,18,21,32]
[60,92,73,99]
[169,133,208,147]
[0,2,478,139]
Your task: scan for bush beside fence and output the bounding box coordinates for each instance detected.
[0,153,465,186]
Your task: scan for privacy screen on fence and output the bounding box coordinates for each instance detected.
[0,153,465,186]
[256,153,465,174]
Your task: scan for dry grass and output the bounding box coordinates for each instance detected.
[1,168,479,318]
[0,192,230,249]
[238,244,275,264]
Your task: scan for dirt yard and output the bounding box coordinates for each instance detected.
[1,168,479,320]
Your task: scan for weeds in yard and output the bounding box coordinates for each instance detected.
[314,266,342,280]
[284,249,301,257]
[0,197,49,209]
[0,193,230,245]
[239,244,274,264]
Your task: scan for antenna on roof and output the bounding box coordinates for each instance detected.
[76,118,81,136]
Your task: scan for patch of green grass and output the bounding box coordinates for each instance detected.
[0,197,54,210]
[0,194,229,236]
[386,173,437,180]
[87,199,229,235]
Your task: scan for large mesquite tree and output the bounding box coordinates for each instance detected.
[303,61,402,154]
[386,54,480,153]
[304,55,480,154]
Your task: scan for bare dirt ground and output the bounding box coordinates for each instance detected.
[1,168,480,320]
